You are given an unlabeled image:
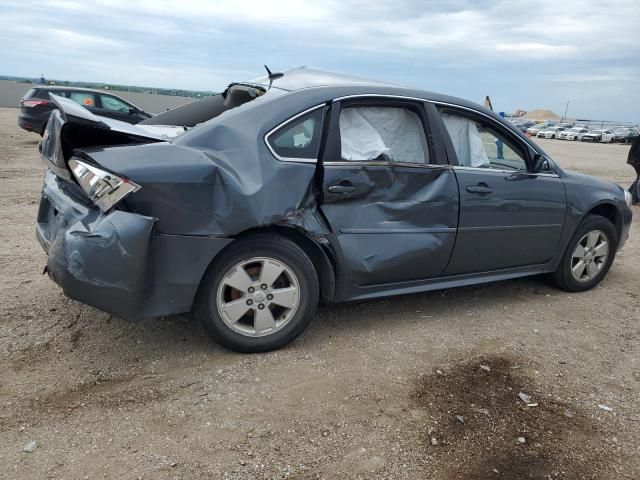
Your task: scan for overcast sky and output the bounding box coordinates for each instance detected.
[1,0,638,121]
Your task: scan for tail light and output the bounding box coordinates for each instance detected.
[68,158,140,212]
[21,99,51,108]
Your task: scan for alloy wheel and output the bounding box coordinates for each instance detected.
[570,230,609,283]
[216,257,300,337]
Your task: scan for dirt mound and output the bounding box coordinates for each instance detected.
[525,109,561,121]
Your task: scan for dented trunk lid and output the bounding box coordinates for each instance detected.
[40,94,170,180]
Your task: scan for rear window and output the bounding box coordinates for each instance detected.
[267,108,324,160]
[23,88,37,99]
[69,92,96,107]
[24,88,51,99]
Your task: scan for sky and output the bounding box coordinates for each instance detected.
[1,0,639,121]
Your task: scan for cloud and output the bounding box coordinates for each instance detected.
[0,0,638,120]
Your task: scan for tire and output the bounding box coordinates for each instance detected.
[550,215,618,292]
[195,233,319,352]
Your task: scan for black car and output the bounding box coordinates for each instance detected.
[18,86,151,134]
[35,67,633,353]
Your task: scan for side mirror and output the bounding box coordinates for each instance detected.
[533,154,551,172]
[129,107,138,115]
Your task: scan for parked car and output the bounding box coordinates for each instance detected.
[526,124,548,135]
[35,67,632,352]
[612,128,635,143]
[514,120,536,133]
[18,86,152,134]
[558,128,589,141]
[581,130,615,143]
[557,123,574,128]
[537,126,567,139]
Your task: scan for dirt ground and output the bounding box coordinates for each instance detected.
[0,106,638,480]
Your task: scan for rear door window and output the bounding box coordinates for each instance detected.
[339,106,429,164]
[69,92,96,108]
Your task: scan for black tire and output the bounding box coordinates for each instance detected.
[550,215,618,292]
[195,233,319,352]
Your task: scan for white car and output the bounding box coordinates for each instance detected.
[537,126,566,139]
[558,128,589,141]
[526,124,547,135]
[581,130,615,143]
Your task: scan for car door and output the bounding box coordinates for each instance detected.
[319,98,459,286]
[434,106,566,275]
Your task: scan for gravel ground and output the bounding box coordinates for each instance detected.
[0,107,638,479]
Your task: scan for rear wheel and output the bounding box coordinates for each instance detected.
[195,234,319,352]
[550,215,617,292]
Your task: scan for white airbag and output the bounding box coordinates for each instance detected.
[441,114,489,167]
[340,107,427,163]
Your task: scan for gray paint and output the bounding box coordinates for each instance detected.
[34,68,633,321]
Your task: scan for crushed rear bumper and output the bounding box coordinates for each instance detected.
[36,171,232,320]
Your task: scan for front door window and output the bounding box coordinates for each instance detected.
[441,113,527,171]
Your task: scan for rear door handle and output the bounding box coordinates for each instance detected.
[466,184,493,194]
[328,183,356,194]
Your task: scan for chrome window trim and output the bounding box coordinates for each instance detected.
[264,103,325,163]
[453,166,560,178]
[323,160,449,170]
[264,95,560,177]
[332,93,430,103]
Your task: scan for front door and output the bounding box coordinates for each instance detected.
[96,94,145,124]
[319,98,459,286]
[435,107,566,275]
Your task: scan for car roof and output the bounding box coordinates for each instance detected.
[33,85,118,94]
[249,66,485,111]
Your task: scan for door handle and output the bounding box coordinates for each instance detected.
[466,184,493,194]
[328,183,356,194]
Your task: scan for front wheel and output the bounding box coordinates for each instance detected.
[550,215,618,292]
[195,234,319,352]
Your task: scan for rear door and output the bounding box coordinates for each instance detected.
[319,98,459,286]
[434,106,566,275]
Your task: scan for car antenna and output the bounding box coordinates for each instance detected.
[264,65,283,90]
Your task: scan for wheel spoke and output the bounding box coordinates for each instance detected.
[224,266,253,293]
[254,307,276,333]
[259,260,285,287]
[220,298,250,323]
[586,261,599,278]
[573,244,586,258]
[593,240,608,258]
[270,286,297,309]
[572,260,586,278]
[586,231,600,248]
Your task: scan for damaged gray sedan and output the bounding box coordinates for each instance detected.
[36,67,633,352]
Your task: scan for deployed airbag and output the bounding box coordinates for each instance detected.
[340,107,428,163]
[441,113,489,167]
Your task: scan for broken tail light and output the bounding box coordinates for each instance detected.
[68,158,140,212]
